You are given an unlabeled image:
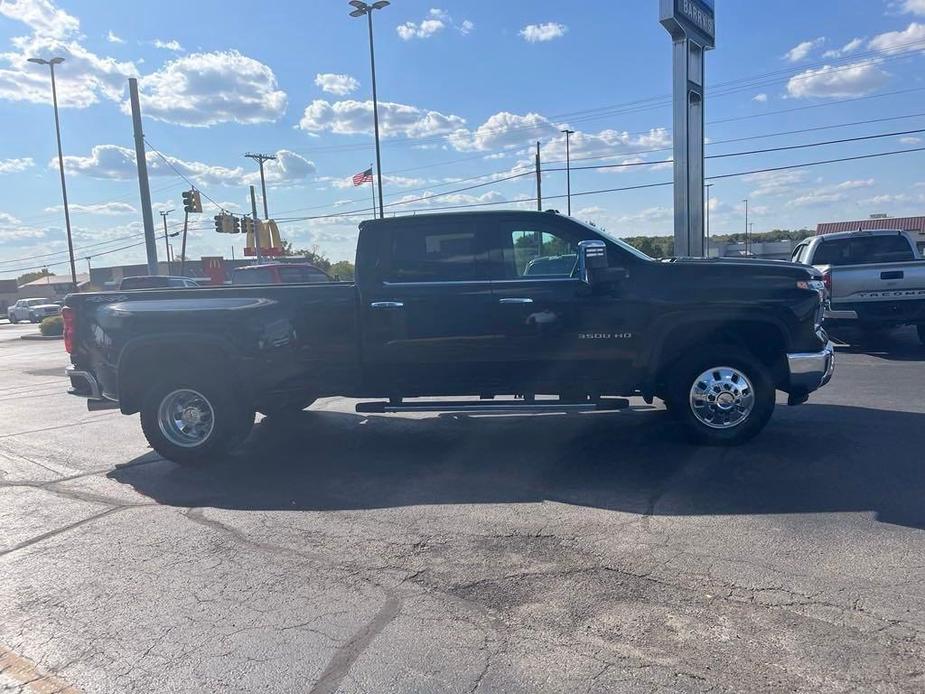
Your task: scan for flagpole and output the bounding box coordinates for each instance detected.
[370,163,377,219]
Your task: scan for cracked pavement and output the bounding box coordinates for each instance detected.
[0,321,924,693]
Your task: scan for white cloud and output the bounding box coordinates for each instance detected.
[787,179,875,207]
[786,60,890,98]
[397,9,445,40]
[900,136,923,144]
[784,37,825,62]
[106,30,125,44]
[520,22,568,43]
[57,144,315,187]
[396,8,472,40]
[901,0,925,15]
[0,156,34,173]
[44,202,136,215]
[331,173,426,190]
[0,0,79,39]
[752,93,768,103]
[152,38,184,52]
[823,37,864,58]
[314,72,359,96]
[0,1,138,109]
[129,51,287,126]
[0,211,22,225]
[448,111,560,152]
[868,22,925,54]
[744,169,809,197]
[298,99,465,138]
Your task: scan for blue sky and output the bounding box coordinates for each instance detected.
[1,0,925,278]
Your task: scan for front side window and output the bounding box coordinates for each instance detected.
[497,227,578,279]
[387,224,488,282]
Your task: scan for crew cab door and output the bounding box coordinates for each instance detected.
[487,218,638,394]
[360,218,500,394]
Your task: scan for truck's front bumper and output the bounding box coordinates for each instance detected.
[786,341,835,396]
[66,365,119,410]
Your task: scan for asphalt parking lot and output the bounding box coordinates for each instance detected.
[1,319,923,693]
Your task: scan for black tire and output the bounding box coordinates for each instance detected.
[140,373,254,465]
[665,346,775,446]
[9,315,17,324]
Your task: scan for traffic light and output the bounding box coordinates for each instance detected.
[182,189,202,214]
[240,217,254,235]
[212,212,238,233]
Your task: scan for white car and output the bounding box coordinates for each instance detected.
[7,298,61,324]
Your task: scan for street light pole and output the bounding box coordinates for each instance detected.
[349,0,390,220]
[705,183,714,257]
[561,129,575,215]
[742,198,749,256]
[28,57,78,291]
[160,209,173,275]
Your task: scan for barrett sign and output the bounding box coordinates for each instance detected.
[660,0,715,47]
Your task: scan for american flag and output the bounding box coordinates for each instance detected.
[352,167,373,186]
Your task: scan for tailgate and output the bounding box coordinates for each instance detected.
[829,261,925,304]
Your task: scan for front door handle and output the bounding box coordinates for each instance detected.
[370,301,404,309]
[498,297,534,304]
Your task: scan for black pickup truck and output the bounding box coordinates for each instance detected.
[64,210,834,463]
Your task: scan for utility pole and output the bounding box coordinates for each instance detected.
[561,129,575,215]
[160,210,174,275]
[349,1,390,219]
[128,78,159,275]
[535,141,542,211]
[28,57,78,291]
[244,152,276,219]
[250,185,262,264]
[742,198,749,256]
[705,183,713,257]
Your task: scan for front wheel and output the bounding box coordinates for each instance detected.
[8,314,17,324]
[666,346,775,446]
[140,375,254,465]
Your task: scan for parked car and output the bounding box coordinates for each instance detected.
[119,276,200,290]
[8,297,61,324]
[63,210,833,464]
[231,263,333,285]
[792,229,925,343]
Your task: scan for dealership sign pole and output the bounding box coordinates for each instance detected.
[660,0,715,258]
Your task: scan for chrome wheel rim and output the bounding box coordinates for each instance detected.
[689,366,755,429]
[158,389,215,448]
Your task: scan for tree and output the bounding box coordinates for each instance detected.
[18,269,54,286]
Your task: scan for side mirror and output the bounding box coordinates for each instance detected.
[578,240,608,284]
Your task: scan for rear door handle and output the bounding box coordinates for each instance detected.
[370,301,404,309]
[498,297,534,304]
[880,271,904,280]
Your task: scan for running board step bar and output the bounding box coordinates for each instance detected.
[355,398,629,414]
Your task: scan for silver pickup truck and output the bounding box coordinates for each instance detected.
[792,229,925,344]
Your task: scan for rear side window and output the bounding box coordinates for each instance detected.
[812,235,915,266]
[275,266,331,283]
[232,268,274,284]
[387,224,488,282]
[791,244,808,264]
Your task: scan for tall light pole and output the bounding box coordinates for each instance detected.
[160,209,174,274]
[28,56,78,291]
[742,198,749,256]
[705,183,714,257]
[245,152,276,219]
[349,0,390,220]
[561,129,575,215]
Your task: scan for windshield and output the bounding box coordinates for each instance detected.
[571,218,654,261]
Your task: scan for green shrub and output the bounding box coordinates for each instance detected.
[39,315,63,336]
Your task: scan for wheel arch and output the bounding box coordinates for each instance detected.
[645,314,790,397]
[117,334,244,415]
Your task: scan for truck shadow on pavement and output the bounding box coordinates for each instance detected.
[109,402,925,530]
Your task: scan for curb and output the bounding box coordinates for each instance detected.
[20,334,63,341]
